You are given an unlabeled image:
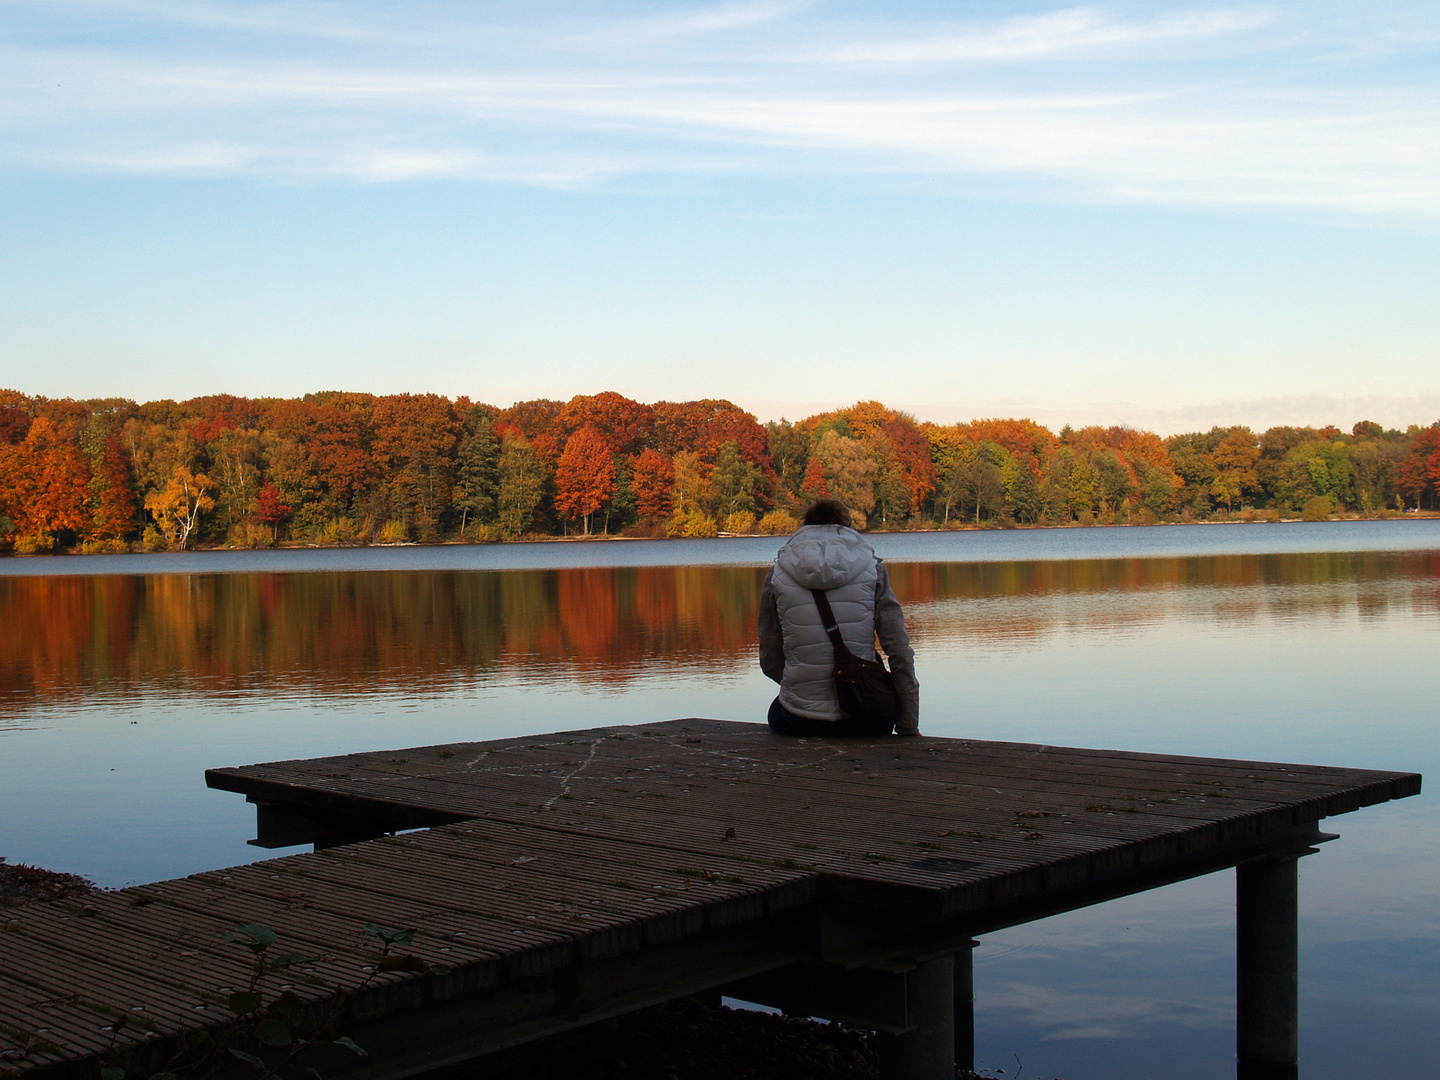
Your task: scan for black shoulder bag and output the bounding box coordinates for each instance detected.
[810,588,900,729]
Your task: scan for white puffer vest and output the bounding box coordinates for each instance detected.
[771,525,880,719]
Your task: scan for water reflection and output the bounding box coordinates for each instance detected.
[1,547,1434,1079]
[0,566,768,715]
[4,551,1436,718]
[892,551,1440,648]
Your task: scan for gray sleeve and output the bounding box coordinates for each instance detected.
[874,562,920,735]
[758,568,786,684]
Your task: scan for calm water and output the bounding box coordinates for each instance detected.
[2,520,1436,1079]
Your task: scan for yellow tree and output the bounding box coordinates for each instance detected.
[843,400,893,440]
[1207,428,1260,512]
[144,466,215,549]
[811,431,876,523]
[925,425,968,525]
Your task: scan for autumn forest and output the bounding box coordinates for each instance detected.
[2,388,1439,555]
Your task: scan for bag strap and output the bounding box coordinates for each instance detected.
[810,589,854,658]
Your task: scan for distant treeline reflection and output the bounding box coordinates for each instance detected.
[3,551,1436,712]
[891,550,1440,645]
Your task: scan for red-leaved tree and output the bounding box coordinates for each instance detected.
[554,426,616,534]
[631,448,674,520]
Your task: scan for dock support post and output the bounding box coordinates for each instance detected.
[878,954,954,1080]
[1236,855,1299,1080]
[954,940,978,1074]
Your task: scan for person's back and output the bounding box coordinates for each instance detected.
[758,499,920,736]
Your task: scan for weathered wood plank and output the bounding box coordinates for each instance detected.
[8,720,1420,1080]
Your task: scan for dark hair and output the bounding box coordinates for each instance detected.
[802,499,853,528]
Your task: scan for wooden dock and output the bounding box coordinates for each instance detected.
[2,719,1421,1080]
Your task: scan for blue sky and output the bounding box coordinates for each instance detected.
[2,1,1438,433]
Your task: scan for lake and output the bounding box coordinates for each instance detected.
[2,520,1436,1079]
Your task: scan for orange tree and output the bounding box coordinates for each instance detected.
[89,435,138,540]
[558,392,654,457]
[0,417,92,549]
[631,448,674,520]
[1398,424,1440,509]
[370,394,460,539]
[554,426,616,534]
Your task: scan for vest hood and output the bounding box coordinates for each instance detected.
[774,525,877,591]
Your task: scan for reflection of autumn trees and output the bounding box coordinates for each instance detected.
[4,553,1437,715]
[0,565,770,712]
[887,551,1440,645]
[2,385,1440,554]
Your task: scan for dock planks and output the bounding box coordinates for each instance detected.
[2,719,1421,1080]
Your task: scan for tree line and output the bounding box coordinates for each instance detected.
[1,387,1438,553]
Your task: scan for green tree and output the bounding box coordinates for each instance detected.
[606,458,638,533]
[1166,431,1220,516]
[1090,450,1134,517]
[495,433,548,538]
[955,441,1008,524]
[1067,455,1096,519]
[867,434,912,527]
[766,419,813,498]
[210,427,263,534]
[1040,447,1076,522]
[1003,456,1043,524]
[810,431,876,522]
[1278,441,1354,512]
[1258,426,1318,505]
[454,406,500,534]
[260,430,323,539]
[1135,460,1180,517]
[712,441,762,517]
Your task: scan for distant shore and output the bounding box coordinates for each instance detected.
[6,509,1437,561]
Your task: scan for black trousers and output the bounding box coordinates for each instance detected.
[767,696,894,737]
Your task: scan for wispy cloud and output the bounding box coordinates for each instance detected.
[820,6,1275,64]
[983,977,1230,1041]
[598,0,814,42]
[917,392,1440,435]
[3,3,1439,221]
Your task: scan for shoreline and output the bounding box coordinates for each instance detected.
[6,511,1437,562]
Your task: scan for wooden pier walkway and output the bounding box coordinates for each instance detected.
[1,719,1421,1080]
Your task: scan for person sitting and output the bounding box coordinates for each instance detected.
[758,498,920,736]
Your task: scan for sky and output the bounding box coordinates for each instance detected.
[2,1,1438,435]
